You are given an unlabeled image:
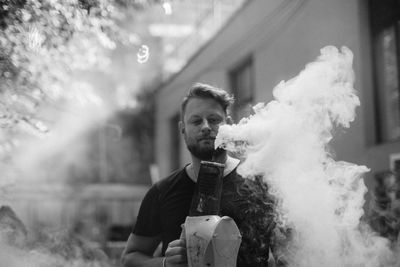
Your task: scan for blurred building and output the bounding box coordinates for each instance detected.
[154,0,400,205]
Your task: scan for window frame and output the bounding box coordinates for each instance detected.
[229,55,255,121]
[369,0,400,143]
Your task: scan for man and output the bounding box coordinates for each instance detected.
[121,83,278,267]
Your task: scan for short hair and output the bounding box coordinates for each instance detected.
[181,83,234,120]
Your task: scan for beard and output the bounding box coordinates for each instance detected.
[186,142,214,161]
[186,141,225,161]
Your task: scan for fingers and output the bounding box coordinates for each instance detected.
[167,239,186,248]
[165,254,187,265]
[165,239,187,265]
[165,246,186,257]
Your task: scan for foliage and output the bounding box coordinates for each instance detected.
[0,0,160,147]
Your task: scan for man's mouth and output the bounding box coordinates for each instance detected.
[199,136,215,140]
[199,137,215,142]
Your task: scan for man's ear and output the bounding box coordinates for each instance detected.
[226,116,233,125]
[178,121,185,134]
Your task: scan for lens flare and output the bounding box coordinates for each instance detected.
[137,45,150,64]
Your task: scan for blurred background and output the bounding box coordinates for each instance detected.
[1,0,400,266]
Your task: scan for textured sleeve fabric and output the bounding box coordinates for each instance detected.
[132,184,162,237]
[270,226,291,267]
[233,176,276,267]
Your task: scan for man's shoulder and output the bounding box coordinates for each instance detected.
[225,168,270,195]
[225,167,246,182]
[154,166,188,190]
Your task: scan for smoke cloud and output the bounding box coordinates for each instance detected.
[216,46,397,266]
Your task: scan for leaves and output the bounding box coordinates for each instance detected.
[0,0,146,153]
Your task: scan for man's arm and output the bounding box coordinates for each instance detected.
[121,234,162,267]
[121,234,187,267]
[270,226,291,267]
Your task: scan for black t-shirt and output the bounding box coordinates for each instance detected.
[133,166,275,266]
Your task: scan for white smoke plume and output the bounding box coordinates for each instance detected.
[216,46,397,266]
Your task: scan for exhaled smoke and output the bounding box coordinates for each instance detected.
[216,46,397,266]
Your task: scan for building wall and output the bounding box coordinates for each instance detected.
[155,0,398,192]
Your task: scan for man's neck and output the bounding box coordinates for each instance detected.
[186,155,240,182]
[190,156,202,180]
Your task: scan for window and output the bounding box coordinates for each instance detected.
[370,0,400,142]
[229,56,254,121]
[169,113,181,171]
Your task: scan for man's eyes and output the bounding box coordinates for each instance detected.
[192,120,202,125]
[189,117,222,125]
[208,117,222,123]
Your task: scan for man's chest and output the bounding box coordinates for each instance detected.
[159,183,242,232]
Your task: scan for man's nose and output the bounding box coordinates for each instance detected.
[201,119,211,132]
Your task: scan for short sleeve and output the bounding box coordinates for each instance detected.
[132,184,162,236]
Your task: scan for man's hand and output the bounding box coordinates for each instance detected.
[164,239,187,267]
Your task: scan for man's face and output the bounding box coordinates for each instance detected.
[181,97,227,161]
